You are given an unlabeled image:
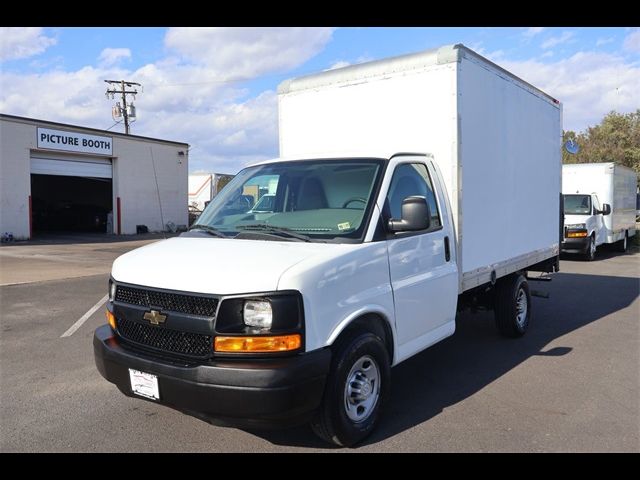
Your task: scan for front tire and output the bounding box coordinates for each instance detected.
[584,235,596,261]
[494,273,531,338]
[311,331,390,447]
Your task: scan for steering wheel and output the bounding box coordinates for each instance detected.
[342,197,367,209]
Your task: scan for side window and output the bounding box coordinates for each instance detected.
[386,163,442,229]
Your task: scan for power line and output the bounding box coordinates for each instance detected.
[104,120,122,131]
[105,80,142,134]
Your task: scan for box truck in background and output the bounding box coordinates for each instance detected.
[188,173,235,211]
[562,163,637,260]
[95,44,562,446]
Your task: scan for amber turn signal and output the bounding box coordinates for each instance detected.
[106,310,117,330]
[214,334,301,353]
[567,231,588,238]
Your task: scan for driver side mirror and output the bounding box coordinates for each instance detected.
[600,203,611,216]
[388,196,430,232]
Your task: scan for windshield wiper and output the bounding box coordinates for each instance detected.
[188,224,227,238]
[237,224,312,242]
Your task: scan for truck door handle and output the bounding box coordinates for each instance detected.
[444,236,451,262]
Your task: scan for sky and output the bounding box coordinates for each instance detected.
[1,27,639,174]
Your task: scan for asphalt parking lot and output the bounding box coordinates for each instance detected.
[1,236,638,452]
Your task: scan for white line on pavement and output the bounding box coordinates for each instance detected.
[61,294,109,338]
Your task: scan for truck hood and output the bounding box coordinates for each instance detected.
[564,214,591,226]
[111,237,338,295]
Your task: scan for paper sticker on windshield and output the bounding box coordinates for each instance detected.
[337,222,351,231]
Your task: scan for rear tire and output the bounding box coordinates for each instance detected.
[584,235,596,261]
[616,231,628,253]
[494,273,531,338]
[311,331,390,447]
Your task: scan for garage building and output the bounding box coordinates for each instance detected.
[0,114,189,239]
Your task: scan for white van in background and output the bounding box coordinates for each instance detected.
[562,163,637,260]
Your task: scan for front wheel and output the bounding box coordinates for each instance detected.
[584,235,596,261]
[494,273,531,338]
[311,331,390,447]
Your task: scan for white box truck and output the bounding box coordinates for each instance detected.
[562,162,637,259]
[94,44,562,446]
[188,173,235,211]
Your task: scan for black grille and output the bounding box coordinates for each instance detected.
[117,318,213,358]
[115,285,218,317]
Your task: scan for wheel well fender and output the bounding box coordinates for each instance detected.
[326,308,395,364]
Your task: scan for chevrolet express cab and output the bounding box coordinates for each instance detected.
[94,45,562,446]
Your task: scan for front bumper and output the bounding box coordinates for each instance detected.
[93,325,331,427]
[561,237,590,253]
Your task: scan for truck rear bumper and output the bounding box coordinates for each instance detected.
[93,325,330,427]
[561,237,590,253]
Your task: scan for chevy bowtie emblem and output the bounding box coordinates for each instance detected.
[143,310,167,326]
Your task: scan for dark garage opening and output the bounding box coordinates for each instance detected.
[31,174,113,234]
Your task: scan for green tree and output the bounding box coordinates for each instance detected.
[562,110,640,176]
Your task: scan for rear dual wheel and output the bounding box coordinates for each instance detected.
[495,273,531,338]
[616,230,628,253]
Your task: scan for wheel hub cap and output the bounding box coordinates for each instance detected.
[344,355,380,422]
[351,375,372,400]
[516,288,528,327]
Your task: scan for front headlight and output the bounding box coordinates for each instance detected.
[215,292,304,354]
[566,223,586,230]
[109,280,116,302]
[243,300,272,328]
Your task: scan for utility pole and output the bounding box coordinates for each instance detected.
[105,80,141,134]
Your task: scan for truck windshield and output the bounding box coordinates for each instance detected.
[194,159,384,242]
[564,194,591,215]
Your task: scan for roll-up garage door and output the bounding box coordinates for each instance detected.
[30,155,112,178]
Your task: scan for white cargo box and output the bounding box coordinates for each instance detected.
[278,44,562,293]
